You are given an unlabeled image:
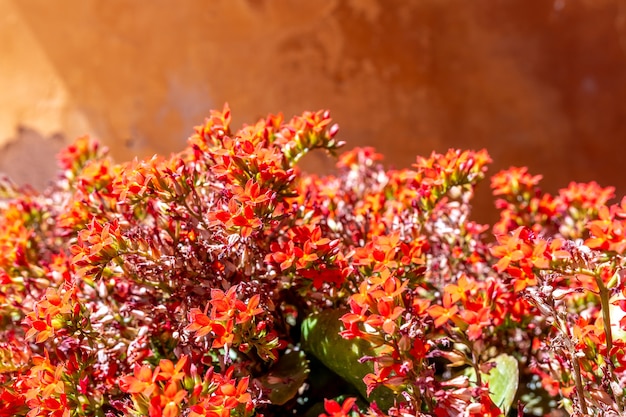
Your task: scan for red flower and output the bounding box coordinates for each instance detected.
[185,309,215,338]
[320,397,358,417]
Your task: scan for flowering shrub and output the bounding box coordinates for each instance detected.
[1,105,626,416]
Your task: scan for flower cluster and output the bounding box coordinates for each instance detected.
[1,105,626,417]
[118,355,253,417]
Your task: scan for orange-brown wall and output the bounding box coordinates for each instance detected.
[1,0,626,223]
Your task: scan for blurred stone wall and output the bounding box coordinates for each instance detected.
[1,0,626,223]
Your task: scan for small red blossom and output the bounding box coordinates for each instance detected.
[320,397,358,417]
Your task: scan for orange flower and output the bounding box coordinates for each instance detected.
[427,304,460,329]
[158,356,188,383]
[156,381,187,417]
[186,309,215,338]
[23,286,77,344]
[119,363,159,397]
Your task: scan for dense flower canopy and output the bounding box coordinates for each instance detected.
[0,105,626,416]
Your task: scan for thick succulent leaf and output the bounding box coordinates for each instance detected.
[484,354,519,415]
[301,308,396,410]
[257,349,310,405]
[466,353,519,415]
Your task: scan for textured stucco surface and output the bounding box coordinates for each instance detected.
[1,0,626,222]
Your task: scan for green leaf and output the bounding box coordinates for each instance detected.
[257,349,310,405]
[484,354,519,415]
[466,353,519,415]
[301,309,397,410]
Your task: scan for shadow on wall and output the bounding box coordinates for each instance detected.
[0,127,66,191]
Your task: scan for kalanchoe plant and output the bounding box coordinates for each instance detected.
[1,105,626,417]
